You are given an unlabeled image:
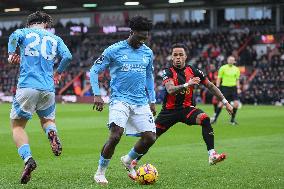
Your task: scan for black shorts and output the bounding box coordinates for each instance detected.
[155,107,205,132]
[220,86,238,102]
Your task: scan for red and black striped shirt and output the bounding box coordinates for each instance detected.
[161,65,209,110]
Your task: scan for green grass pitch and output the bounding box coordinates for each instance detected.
[0,103,284,188]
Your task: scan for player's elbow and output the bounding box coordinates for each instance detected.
[64,52,72,62]
[90,65,101,75]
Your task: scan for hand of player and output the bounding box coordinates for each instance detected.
[93,95,104,112]
[54,72,62,85]
[187,77,200,86]
[8,53,20,64]
[150,103,156,116]
[237,88,241,94]
[224,102,234,115]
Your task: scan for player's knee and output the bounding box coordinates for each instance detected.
[109,133,122,145]
[197,113,210,127]
[109,122,124,144]
[40,118,55,127]
[11,118,28,129]
[147,133,156,145]
[233,101,239,108]
[142,132,156,146]
[199,114,214,134]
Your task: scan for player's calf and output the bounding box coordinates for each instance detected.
[198,114,226,165]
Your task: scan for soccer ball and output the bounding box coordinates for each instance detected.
[136,164,158,185]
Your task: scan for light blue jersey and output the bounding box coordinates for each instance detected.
[90,40,156,105]
[8,28,72,92]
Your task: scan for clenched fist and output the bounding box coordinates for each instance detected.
[8,53,20,64]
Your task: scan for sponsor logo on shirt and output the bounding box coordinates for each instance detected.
[121,63,146,72]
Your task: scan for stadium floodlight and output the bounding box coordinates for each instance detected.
[4,8,20,12]
[43,6,57,10]
[124,2,140,6]
[168,0,184,3]
[83,3,97,8]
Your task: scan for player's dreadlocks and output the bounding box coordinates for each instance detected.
[129,16,152,31]
[26,11,53,27]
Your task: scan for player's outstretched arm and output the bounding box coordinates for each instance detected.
[205,80,233,115]
[146,57,157,116]
[89,49,112,99]
[164,77,200,95]
[8,30,23,64]
[90,65,104,112]
[57,39,73,73]
[164,80,186,95]
[90,53,110,112]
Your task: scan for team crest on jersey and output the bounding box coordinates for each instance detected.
[122,55,128,60]
[95,55,105,64]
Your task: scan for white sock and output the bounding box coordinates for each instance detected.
[123,154,132,163]
[208,149,216,156]
[96,165,107,175]
[24,156,32,163]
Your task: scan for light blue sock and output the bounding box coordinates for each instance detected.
[45,124,57,135]
[18,144,32,163]
[128,148,142,160]
[99,155,110,168]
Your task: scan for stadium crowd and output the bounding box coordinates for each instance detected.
[0,18,283,105]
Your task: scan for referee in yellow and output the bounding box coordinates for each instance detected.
[211,56,241,125]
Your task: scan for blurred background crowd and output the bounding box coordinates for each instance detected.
[0,2,283,105]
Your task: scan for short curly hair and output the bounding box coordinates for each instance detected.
[171,43,189,55]
[129,16,152,31]
[26,11,53,27]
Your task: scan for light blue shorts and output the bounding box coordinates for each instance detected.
[10,88,55,120]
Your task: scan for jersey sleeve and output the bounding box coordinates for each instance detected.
[162,68,173,85]
[191,66,208,85]
[146,52,156,103]
[236,67,240,79]
[8,29,24,53]
[217,66,224,79]
[56,38,72,74]
[89,47,113,95]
